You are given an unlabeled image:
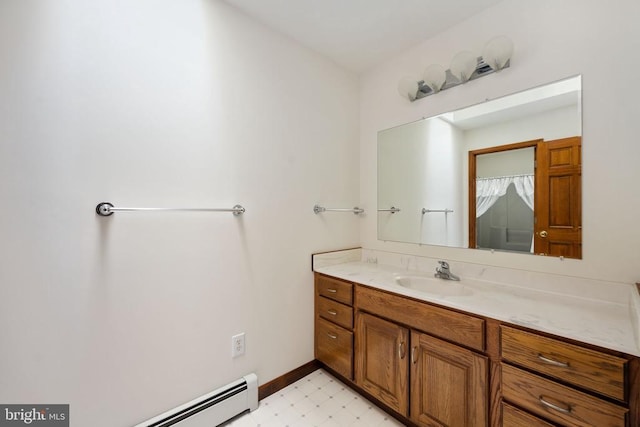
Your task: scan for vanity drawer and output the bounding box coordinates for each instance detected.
[316,274,353,306]
[501,326,626,401]
[317,296,353,329]
[355,284,485,351]
[502,364,627,427]
[502,402,555,427]
[316,317,353,379]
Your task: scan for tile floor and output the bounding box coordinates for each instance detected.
[221,369,405,427]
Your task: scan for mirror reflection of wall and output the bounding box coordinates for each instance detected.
[377,75,582,258]
[378,118,463,247]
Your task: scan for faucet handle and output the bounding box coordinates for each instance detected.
[438,260,449,269]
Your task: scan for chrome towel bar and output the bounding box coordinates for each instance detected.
[313,204,364,215]
[378,207,401,213]
[95,202,245,217]
[422,208,453,214]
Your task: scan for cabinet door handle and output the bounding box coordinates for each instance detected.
[411,346,418,364]
[327,332,338,339]
[539,396,571,414]
[327,309,337,316]
[538,354,570,368]
[398,341,406,359]
[326,288,337,293]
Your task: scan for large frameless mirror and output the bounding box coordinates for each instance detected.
[378,75,582,258]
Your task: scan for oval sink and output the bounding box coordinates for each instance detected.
[394,275,473,297]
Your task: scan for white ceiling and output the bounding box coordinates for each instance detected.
[223,0,504,73]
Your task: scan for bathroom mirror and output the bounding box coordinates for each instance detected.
[378,75,582,258]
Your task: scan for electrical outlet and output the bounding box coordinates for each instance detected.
[231,333,245,358]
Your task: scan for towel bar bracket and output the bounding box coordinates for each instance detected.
[96,202,115,216]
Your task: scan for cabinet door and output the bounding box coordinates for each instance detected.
[410,331,488,427]
[355,312,409,415]
[316,317,353,380]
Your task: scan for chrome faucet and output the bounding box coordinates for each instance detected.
[434,261,460,281]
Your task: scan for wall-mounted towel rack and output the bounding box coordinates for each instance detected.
[422,208,453,214]
[378,207,401,213]
[313,204,364,215]
[95,202,245,217]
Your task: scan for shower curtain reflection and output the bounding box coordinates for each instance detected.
[476,175,534,253]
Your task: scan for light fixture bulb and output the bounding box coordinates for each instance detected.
[422,64,447,93]
[482,36,514,71]
[449,51,477,83]
[397,77,419,101]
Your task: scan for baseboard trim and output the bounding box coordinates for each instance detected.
[258,360,321,401]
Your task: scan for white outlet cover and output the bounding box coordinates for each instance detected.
[232,333,245,358]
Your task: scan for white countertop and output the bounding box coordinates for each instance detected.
[314,260,640,357]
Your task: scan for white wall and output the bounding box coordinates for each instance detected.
[360,0,640,283]
[378,119,427,243]
[465,105,581,155]
[378,117,463,246]
[421,118,464,247]
[0,1,359,426]
[476,148,534,178]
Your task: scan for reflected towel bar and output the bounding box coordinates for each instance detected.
[95,202,245,217]
[422,208,453,214]
[313,204,364,215]
[378,207,401,213]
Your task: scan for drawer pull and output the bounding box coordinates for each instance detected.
[327,309,338,316]
[539,396,571,414]
[398,341,406,359]
[327,332,338,339]
[411,346,419,364]
[538,353,570,368]
[326,288,338,293]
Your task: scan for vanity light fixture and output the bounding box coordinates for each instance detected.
[482,35,514,71]
[449,50,477,83]
[397,77,420,101]
[422,64,447,94]
[398,35,514,102]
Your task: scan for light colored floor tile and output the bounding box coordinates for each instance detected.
[222,369,403,426]
[281,387,306,405]
[307,388,331,405]
[291,395,318,415]
[276,406,304,427]
[296,378,321,396]
[345,395,375,418]
[330,407,359,425]
[318,418,341,427]
[303,407,330,426]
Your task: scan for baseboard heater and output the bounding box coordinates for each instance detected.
[134,373,258,427]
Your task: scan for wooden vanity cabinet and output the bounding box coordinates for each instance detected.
[500,325,633,427]
[313,273,640,427]
[314,274,354,380]
[354,284,488,427]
